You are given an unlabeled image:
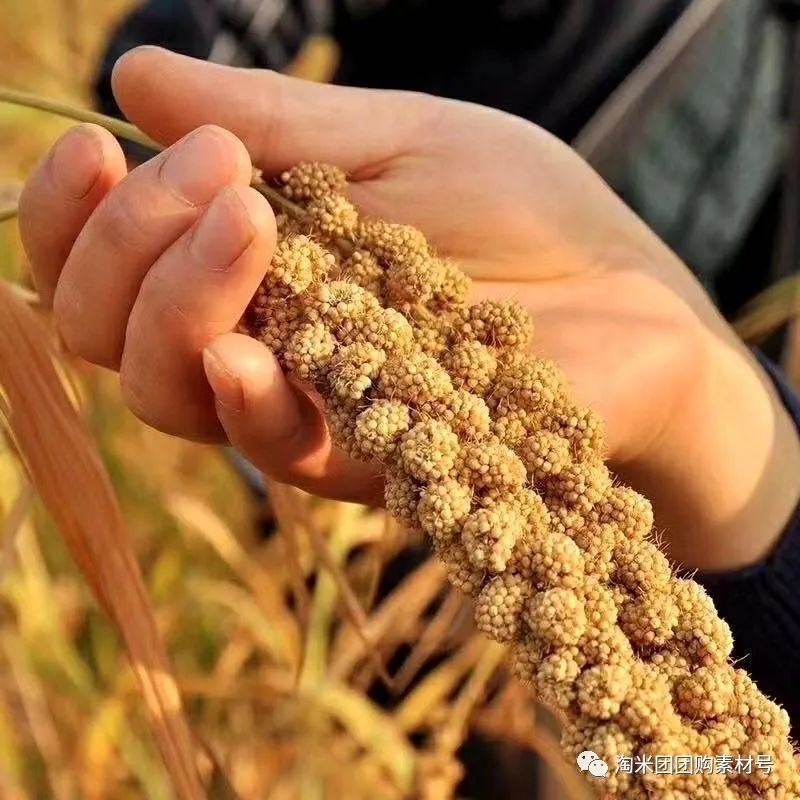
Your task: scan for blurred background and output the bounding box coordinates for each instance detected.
[1,0,800,798]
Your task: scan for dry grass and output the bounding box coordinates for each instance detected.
[0,3,585,798]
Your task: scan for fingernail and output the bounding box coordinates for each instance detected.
[189,187,255,268]
[203,346,244,412]
[160,127,236,205]
[50,125,104,199]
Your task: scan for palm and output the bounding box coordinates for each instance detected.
[347,101,717,468]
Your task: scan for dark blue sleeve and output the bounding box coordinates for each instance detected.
[92,0,214,161]
[697,354,800,731]
[94,0,214,117]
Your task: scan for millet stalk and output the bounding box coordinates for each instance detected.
[240,162,800,800]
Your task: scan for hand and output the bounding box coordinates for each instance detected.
[18,47,800,571]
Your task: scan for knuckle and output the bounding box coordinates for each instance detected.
[52,281,121,369]
[119,360,155,425]
[120,356,220,441]
[17,177,37,229]
[252,73,286,162]
[137,272,207,340]
[99,186,151,253]
[52,285,88,356]
[17,160,50,241]
[54,318,83,360]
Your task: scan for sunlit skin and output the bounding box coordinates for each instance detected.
[18,46,800,572]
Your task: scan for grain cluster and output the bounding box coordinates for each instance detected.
[240,163,800,799]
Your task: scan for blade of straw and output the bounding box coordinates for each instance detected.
[0,283,205,799]
[0,87,160,151]
[0,87,308,224]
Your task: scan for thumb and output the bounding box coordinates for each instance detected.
[111,46,432,175]
[202,333,383,503]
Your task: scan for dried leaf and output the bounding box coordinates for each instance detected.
[330,558,445,682]
[266,480,312,633]
[308,682,415,791]
[0,282,204,799]
[0,475,31,579]
[167,492,301,667]
[393,590,467,694]
[304,509,393,688]
[394,638,486,734]
[734,273,800,342]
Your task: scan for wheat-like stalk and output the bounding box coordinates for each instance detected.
[237,163,800,799]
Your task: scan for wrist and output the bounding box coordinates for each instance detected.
[619,331,800,571]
